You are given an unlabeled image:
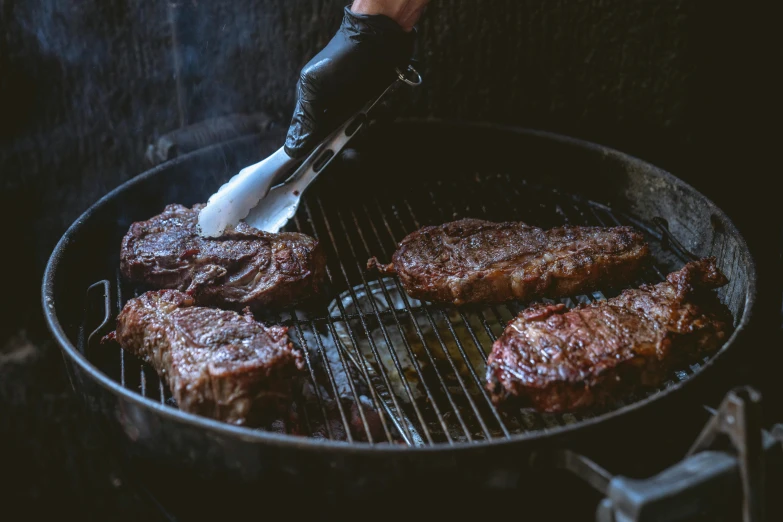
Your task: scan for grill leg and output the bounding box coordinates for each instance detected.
[547,387,782,522]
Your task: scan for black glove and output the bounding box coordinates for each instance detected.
[284,6,415,159]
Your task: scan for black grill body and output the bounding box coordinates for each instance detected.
[43,121,755,511]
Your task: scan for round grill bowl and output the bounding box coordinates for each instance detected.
[42,120,755,497]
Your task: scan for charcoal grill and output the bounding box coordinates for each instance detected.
[43,120,779,519]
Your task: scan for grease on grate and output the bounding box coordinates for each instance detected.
[329,279,489,402]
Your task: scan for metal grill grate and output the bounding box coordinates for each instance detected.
[80,170,711,446]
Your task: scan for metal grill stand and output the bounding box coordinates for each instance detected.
[550,387,783,522]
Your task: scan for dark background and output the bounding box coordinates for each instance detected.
[1,1,780,519]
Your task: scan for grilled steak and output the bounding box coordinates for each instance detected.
[120,204,326,310]
[106,289,304,425]
[368,219,649,305]
[486,258,732,412]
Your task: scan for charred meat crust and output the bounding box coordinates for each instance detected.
[105,289,304,426]
[120,204,326,310]
[486,257,733,412]
[368,219,650,305]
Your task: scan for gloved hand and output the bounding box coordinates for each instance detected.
[284,6,415,159]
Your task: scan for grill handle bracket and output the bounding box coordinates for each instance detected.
[85,279,112,354]
[546,387,782,522]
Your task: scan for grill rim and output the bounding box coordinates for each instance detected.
[42,119,757,453]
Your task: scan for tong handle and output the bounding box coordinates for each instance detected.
[282,65,422,194]
[243,65,421,233]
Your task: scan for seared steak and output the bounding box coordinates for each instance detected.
[106,290,304,425]
[368,219,649,305]
[121,204,326,309]
[486,258,732,412]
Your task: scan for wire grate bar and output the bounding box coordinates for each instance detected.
[333,206,469,441]
[292,212,398,443]
[350,199,483,441]
[274,307,431,326]
[468,175,567,430]
[88,164,712,445]
[310,195,441,444]
[361,197,474,443]
[418,179,530,433]
[400,199,509,439]
[340,192,484,441]
[304,200,428,443]
[336,202,472,440]
[140,367,147,396]
[294,211,381,444]
[461,174,572,429]
[300,205,423,445]
[312,317,360,442]
[287,308,338,441]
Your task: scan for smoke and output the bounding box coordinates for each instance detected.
[4,0,343,218]
[14,1,109,66]
[10,0,345,134]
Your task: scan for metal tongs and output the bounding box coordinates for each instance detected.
[198,65,422,237]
